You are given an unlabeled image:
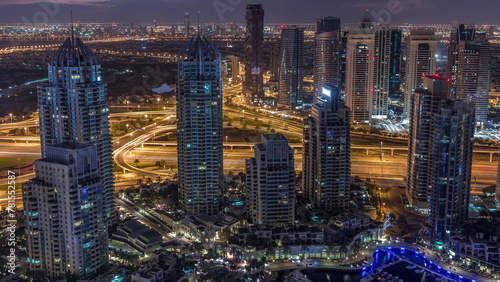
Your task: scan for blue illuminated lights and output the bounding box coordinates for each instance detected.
[368,247,474,282]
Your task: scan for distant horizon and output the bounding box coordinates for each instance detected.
[0,0,498,26]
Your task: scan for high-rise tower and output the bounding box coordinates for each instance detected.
[244,4,265,105]
[316,16,341,35]
[246,134,295,225]
[23,142,108,279]
[177,34,223,216]
[373,27,402,119]
[429,101,475,246]
[407,76,448,211]
[278,26,304,110]
[303,85,351,210]
[404,28,437,119]
[448,24,490,124]
[345,28,375,124]
[314,16,342,99]
[184,13,190,34]
[37,36,114,221]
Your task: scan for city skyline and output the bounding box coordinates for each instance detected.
[0,0,500,25]
[1,1,500,281]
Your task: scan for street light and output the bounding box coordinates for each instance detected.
[126,124,129,131]
[380,141,383,161]
[10,113,12,123]
[157,98,160,110]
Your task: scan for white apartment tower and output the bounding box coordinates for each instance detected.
[23,142,108,279]
[404,28,437,119]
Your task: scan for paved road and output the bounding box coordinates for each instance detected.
[115,198,172,238]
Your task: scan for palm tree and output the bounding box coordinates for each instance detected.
[300,245,309,259]
[327,245,336,258]
[266,245,275,260]
[283,245,291,259]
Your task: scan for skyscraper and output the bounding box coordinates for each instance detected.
[429,100,475,245]
[314,16,342,99]
[184,13,190,35]
[177,34,223,216]
[373,27,402,119]
[270,40,280,82]
[37,36,114,221]
[316,16,341,35]
[407,76,448,211]
[244,4,265,105]
[246,134,295,225]
[345,28,375,123]
[388,30,403,99]
[303,85,351,211]
[448,24,491,124]
[278,26,304,110]
[404,28,437,119]
[23,142,108,279]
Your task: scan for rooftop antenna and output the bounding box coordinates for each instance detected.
[70,10,75,43]
[197,12,200,35]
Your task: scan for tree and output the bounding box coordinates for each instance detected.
[137,178,143,185]
[134,159,140,166]
[266,245,275,260]
[283,245,291,259]
[300,245,309,259]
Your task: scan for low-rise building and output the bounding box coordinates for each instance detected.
[175,214,240,247]
[131,250,177,282]
[449,233,500,271]
[237,224,324,245]
[112,220,162,253]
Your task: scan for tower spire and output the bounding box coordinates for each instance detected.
[197,12,200,35]
[70,10,75,43]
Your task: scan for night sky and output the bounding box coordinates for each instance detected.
[0,0,498,25]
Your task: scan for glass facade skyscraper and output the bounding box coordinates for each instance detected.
[177,34,223,216]
[314,16,342,99]
[448,24,490,124]
[244,4,265,105]
[303,85,351,210]
[278,26,304,110]
[37,36,114,221]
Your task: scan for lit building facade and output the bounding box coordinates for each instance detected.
[37,36,114,221]
[303,85,351,210]
[373,28,402,119]
[177,34,223,216]
[244,4,265,105]
[246,134,295,225]
[429,100,474,245]
[313,16,342,99]
[404,28,437,119]
[448,24,490,124]
[23,142,108,279]
[345,29,375,123]
[278,26,304,110]
[407,76,448,211]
